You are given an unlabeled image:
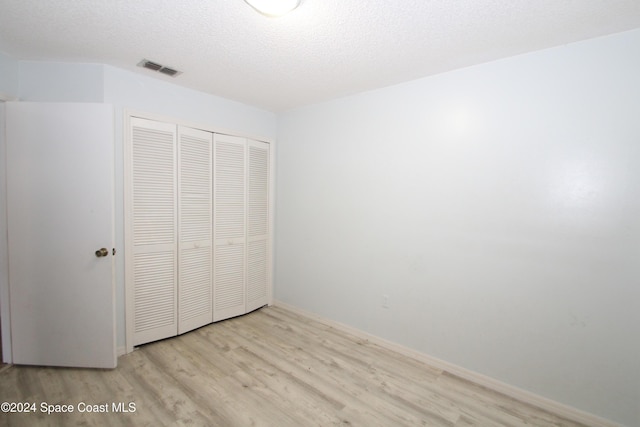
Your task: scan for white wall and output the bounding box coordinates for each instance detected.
[103,66,276,139]
[18,61,104,102]
[275,29,640,426]
[0,52,19,98]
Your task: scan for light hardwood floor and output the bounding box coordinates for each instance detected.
[0,305,589,426]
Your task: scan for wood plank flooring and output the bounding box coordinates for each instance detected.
[0,305,589,426]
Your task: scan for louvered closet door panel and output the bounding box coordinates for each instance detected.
[178,126,213,334]
[246,140,270,312]
[129,118,178,346]
[213,134,246,321]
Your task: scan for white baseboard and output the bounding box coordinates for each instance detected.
[273,300,621,427]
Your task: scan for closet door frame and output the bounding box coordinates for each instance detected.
[124,110,274,354]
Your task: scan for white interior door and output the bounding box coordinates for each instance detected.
[6,102,116,369]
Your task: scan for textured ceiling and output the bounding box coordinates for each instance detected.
[1,0,640,111]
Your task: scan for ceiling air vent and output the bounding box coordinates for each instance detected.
[158,67,179,77]
[137,59,182,77]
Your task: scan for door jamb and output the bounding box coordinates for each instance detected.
[0,94,17,363]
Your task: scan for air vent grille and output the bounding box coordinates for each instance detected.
[159,67,179,77]
[137,59,182,77]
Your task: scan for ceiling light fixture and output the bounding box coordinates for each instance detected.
[244,0,300,17]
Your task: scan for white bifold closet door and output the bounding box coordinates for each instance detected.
[246,139,270,312]
[127,119,213,345]
[213,135,269,321]
[213,134,247,321]
[127,117,270,348]
[128,118,178,346]
[177,126,213,334]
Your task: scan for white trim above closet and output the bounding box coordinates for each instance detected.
[124,112,273,352]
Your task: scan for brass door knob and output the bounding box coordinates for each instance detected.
[95,248,109,258]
